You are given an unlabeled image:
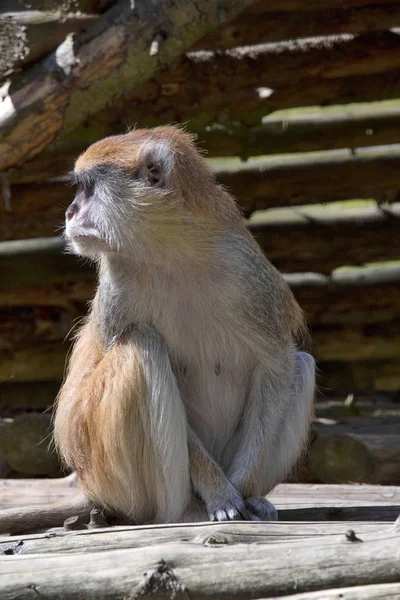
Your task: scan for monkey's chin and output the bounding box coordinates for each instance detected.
[68,235,116,258]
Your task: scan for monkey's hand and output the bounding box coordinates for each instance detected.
[208,480,249,522]
[245,497,278,521]
[188,433,249,521]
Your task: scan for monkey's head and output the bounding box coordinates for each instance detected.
[65,125,239,261]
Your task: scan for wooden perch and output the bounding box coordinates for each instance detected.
[1,529,399,599]
[195,2,400,50]
[0,0,257,171]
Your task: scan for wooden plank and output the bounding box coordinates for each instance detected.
[0,0,258,171]
[265,583,400,600]
[310,420,400,485]
[249,204,400,273]
[0,11,98,73]
[253,0,400,10]
[2,479,399,510]
[194,3,400,50]
[215,146,400,213]
[0,520,394,556]
[201,104,400,157]
[320,360,400,393]
[11,67,400,184]
[1,531,399,599]
[6,28,400,180]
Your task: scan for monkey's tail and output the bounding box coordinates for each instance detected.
[0,493,91,535]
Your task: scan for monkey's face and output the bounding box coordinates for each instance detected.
[65,137,178,259]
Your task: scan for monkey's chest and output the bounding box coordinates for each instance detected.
[176,358,252,463]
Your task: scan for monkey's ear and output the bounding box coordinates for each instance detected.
[139,140,174,189]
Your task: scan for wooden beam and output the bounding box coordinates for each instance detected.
[201,104,400,157]
[0,0,258,171]
[11,66,400,184]
[249,204,400,273]
[0,11,98,73]
[253,0,400,10]
[2,478,398,510]
[216,146,400,213]
[319,360,400,393]
[309,418,400,484]
[1,531,399,598]
[194,3,400,50]
[0,520,392,554]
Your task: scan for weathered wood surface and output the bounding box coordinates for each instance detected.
[1,480,399,522]
[195,3,400,49]
[11,68,400,186]
[320,360,400,393]
[6,27,400,179]
[201,104,400,157]
[0,0,257,172]
[309,419,400,485]
[250,204,400,273]
[0,519,395,556]
[0,526,399,599]
[0,11,98,73]
[265,583,400,600]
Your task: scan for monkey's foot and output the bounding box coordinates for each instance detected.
[245,497,278,521]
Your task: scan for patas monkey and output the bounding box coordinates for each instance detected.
[0,126,315,533]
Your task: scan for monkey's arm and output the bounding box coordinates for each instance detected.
[188,429,248,521]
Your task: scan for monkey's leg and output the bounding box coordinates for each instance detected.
[228,350,315,520]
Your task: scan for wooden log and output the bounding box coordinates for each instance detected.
[0,520,393,556]
[0,11,98,73]
[0,0,258,171]
[265,583,400,600]
[0,381,61,410]
[11,67,400,185]
[320,360,400,392]
[2,479,398,510]
[5,28,400,178]
[0,238,93,290]
[194,3,400,50]
[0,414,60,476]
[1,530,399,599]
[253,0,400,10]
[291,267,400,325]
[0,341,67,382]
[201,103,400,157]
[309,420,400,485]
[215,146,400,213]
[249,203,400,273]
